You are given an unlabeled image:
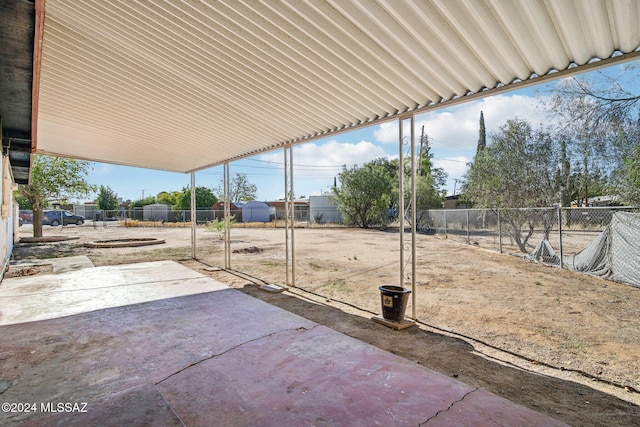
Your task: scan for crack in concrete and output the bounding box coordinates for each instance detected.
[419,387,479,426]
[154,325,316,385]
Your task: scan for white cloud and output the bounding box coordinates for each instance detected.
[373,94,551,152]
[256,139,390,197]
[372,122,401,144]
[259,139,388,174]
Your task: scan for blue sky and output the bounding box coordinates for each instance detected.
[80,60,637,204]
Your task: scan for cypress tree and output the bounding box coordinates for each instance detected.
[477,111,486,153]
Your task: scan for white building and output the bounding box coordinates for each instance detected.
[309,195,341,224]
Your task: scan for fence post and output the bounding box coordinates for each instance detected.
[444,210,448,238]
[466,209,470,244]
[498,209,503,254]
[558,207,563,269]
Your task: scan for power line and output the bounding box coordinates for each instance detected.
[426,136,475,151]
[433,157,470,164]
[246,158,348,169]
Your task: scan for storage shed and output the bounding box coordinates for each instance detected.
[242,201,275,223]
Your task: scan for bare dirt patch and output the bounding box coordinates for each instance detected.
[232,246,263,254]
[3,264,53,278]
[7,223,640,426]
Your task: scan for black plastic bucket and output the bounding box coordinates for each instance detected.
[378,285,411,321]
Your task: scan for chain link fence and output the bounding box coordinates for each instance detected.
[415,206,638,253]
[415,206,639,287]
[69,206,343,228]
[20,202,636,287]
[60,204,640,287]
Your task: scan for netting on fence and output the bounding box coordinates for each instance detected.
[564,212,640,287]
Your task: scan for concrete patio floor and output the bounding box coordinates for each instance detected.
[0,260,567,426]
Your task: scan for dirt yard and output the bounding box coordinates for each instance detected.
[8,223,640,426]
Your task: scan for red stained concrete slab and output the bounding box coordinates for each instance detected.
[157,324,567,427]
[0,289,314,425]
[0,261,567,426]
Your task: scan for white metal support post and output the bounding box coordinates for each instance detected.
[283,146,296,287]
[190,172,196,259]
[398,118,405,287]
[224,163,231,269]
[284,147,290,286]
[290,146,296,287]
[410,115,417,320]
[558,207,564,268]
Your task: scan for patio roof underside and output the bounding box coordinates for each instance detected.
[34,0,640,174]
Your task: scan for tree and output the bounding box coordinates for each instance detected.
[463,119,559,252]
[16,155,95,237]
[14,193,32,210]
[96,185,119,211]
[173,186,218,210]
[477,111,486,153]
[548,66,640,205]
[548,93,619,206]
[128,196,157,209]
[555,138,573,208]
[414,127,447,210]
[215,173,257,202]
[615,143,640,205]
[332,159,394,228]
[157,191,180,206]
[550,64,640,125]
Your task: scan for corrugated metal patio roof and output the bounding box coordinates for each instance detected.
[34,0,640,173]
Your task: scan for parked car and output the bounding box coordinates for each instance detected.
[42,210,85,226]
[19,210,33,223]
